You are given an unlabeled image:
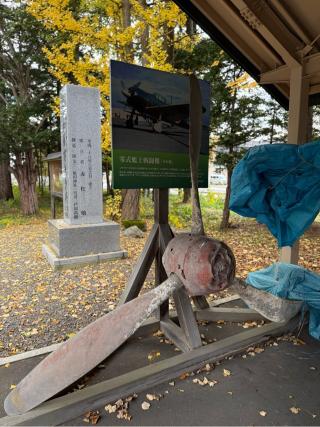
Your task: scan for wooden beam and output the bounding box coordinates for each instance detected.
[260,66,290,84]
[279,64,309,264]
[172,287,202,350]
[159,223,202,350]
[231,0,301,66]
[157,221,172,320]
[211,294,240,306]
[160,319,191,352]
[287,65,310,145]
[195,307,264,322]
[260,53,320,87]
[303,52,320,77]
[280,243,299,265]
[270,0,312,48]
[192,296,210,309]
[309,84,320,95]
[118,224,159,304]
[154,189,169,224]
[191,0,280,71]
[0,319,298,426]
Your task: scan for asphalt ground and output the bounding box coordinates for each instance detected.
[67,326,320,426]
[1,317,319,426]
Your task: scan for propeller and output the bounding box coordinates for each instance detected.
[121,80,141,98]
[4,235,235,416]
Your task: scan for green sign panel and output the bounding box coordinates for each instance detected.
[110,60,209,189]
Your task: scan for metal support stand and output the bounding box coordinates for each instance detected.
[119,188,202,351]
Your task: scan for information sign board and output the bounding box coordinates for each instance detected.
[110,60,209,188]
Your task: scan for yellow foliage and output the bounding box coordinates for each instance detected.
[227,72,257,92]
[169,213,184,229]
[105,191,122,221]
[27,0,194,153]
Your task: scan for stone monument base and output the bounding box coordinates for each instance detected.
[43,219,127,269]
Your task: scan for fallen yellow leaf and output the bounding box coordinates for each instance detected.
[141,401,150,410]
[223,369,231,377]
[290,407,301,414]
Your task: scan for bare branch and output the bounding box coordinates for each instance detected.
[0,92,8,105]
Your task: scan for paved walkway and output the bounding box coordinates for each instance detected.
[68,328,320,426]
[1,320,319,426]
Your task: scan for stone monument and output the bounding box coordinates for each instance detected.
[43,84,126,268]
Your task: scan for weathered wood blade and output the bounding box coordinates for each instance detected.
[4,275,182,416]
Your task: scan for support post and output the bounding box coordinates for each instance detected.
[280,65,310,264]
[154,189,170,319]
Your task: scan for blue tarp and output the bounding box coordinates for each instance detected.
[247,263,320,340]
[230,141,320,247]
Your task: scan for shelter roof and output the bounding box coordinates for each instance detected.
[175,0,320,108]
[45,152,61,162]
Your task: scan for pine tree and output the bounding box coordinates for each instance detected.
[174,38,268,228]
[259,97,288,144]
[0,2,58,214]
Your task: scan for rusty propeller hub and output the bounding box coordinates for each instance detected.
[162,234,235,295]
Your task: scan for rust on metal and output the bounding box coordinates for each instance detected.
[4,275,183,416]
[4,234,235,416]
[162,234,235,295]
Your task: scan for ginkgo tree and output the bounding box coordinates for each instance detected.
[27,0,195,219]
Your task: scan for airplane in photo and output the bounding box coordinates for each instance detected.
[119,80,191,133]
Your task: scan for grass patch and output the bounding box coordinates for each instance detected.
[0,186,229,231]
[139,190,227,231]
[0,186,63,227]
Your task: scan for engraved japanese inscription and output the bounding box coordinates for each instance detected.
[60,85,103,225]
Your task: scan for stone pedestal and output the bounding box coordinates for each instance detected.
[43,220,127,269]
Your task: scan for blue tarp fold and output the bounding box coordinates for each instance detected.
[230,141,320,247]
[247,263,320,340]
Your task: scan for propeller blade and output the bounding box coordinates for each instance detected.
[4,275,182,416]
[121,89,130,98]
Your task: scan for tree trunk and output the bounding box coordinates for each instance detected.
[121,189,140,220]
[163,23,174,65]
[119,0,140,221]
[269,107,275,144]
[104,161,113,196]
[220,168,232,229]
[122,0,133,62]
[186,16,196,37]
[0,158,14,201]
[139,0,149,65]
[182,188,191,203]
[13,151,38,215]
[106,170,113,196]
